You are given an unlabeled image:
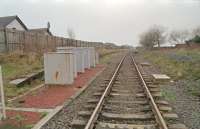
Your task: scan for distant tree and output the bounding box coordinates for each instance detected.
[192,26,200,37]
[187,35,200,43]
[139,31,155,49]
[67,28,76,39]
[139,25,166,49]
[168,30,190,45]
[149,25,166,47]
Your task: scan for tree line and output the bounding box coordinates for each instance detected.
[139,25,200,49]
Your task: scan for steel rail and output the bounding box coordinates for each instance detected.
[84,55,126,129]
[131,55,168,129]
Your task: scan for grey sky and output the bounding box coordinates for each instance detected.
[0,0,200,46]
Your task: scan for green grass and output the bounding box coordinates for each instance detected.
[161,89,176,101]
[0,52,43,99]
[140,49,200,97]
[40,112,48,118]
[0,124,23,129]
[0,124,33,129]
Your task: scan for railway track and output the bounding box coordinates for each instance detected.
[72,53,187,129]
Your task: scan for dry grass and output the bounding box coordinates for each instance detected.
[96,48,123,64]
[140,48,200,96]
[0,52,43,99]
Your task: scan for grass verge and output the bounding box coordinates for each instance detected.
[0,52,43,99]
[139,48,200,97]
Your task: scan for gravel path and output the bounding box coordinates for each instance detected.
[135,53,200,129]
[41,52,125,129]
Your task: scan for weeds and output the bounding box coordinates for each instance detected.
[141,49,200,97]
[161,89,176,101]
[0,52,43,99]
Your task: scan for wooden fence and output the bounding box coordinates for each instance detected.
[0,28,104,53]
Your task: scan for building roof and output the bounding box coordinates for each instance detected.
[28,28,52,36]
[0,15,28,30]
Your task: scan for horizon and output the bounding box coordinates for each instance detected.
[1,0,200,46]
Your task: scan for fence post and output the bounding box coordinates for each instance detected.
[0,66,6,120]
[4,28,8,52]
[23,31,26,52]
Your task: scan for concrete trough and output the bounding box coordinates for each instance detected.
[56,47,78,77]
[84,48,90,69]
[88,47,96,67]
[44,52,75,85]
[95,52,99,64]
[57,47,85,73]
[56,47,97,71]
[75,48,85,73]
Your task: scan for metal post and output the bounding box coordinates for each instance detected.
[0,66,6,120]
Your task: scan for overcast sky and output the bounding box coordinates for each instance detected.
[0,0,200,46]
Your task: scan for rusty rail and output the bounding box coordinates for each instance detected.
[131,55,168,129]
[84,55,126,129]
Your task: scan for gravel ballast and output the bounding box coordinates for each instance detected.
[41,52,125,129]
[135,53,200,129]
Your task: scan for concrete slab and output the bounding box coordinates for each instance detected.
[163,113,178,119]
[169,124,188,129]
[152,74,170,81]
[10,78,27,85]
[4,107,53,113]
[140,62,151,66]
[9,70,43,86]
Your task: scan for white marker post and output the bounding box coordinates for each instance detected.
[0,66,6,119]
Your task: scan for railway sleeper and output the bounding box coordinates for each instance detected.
[96,122,156,129]
[127,76,139,79]
[158,105,172,112]
[93,92,103,97]
[107,100,148,105]
[168,123,188,129]
[147,85,159,88]
[87,99,100,104]
[96,122,188,129]
[111,89,132,93]
[101,112,154,120]
[114,81,121,84]
[78,110,92,118]
[136,92,162,98]
[162,113,179,120]
[83,104,97,110]
[71,119,87,129]
[103,105,151,112]
[138,88,160,93]
[110,93,133,97]
[112,85,140,88]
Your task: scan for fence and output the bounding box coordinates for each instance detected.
[0,28,104,53]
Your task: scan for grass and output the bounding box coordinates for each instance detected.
[0,48,122,99]
[139,48,200,97]
[0,52,43,99]
[161,89,176,101]
[97,48,123,64]
[40,112,48,118]
[0,124,34,129]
